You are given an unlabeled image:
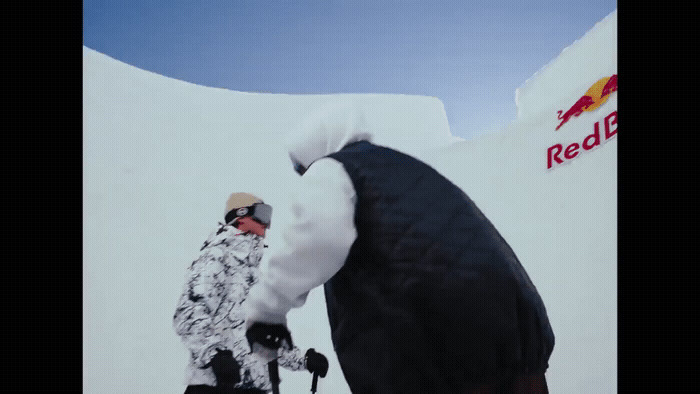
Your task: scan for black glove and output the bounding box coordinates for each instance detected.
[208,349,241,390]
[305,348,329,378]
[246,322,294,351]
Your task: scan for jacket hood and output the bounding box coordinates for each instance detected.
[286,100,373,171]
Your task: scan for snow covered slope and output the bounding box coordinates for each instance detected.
[84,9,616,393]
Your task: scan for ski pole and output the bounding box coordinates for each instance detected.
[310,370,319,393]
[268,360,280,394]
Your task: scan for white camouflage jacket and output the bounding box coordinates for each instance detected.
[173,223,306,390]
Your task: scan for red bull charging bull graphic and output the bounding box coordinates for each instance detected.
[547,74,617,169]
[556,74,617,131]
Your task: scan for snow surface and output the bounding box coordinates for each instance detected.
[83,9,616,393]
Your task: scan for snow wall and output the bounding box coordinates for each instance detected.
[424,10,617,393]
[83,9,616,394]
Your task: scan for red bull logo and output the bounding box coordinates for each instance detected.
[547,110,617,169]
[556,74,617,131]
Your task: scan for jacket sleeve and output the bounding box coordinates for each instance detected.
[173,249,228,368]
[277,345,307,371]
[246,158,358,325]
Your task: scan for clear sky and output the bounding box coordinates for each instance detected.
[83,0,616,140]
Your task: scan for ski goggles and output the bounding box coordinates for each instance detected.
[225,203,273,228]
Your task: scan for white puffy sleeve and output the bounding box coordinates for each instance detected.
[246,158,357,325]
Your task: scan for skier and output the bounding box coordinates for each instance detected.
[174,192,328,394]
[244,102,555,393]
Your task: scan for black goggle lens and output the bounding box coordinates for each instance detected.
[251,203,272,226]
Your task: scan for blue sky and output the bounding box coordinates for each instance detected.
[83,0,616,140]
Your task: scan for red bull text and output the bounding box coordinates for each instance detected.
[547,110,617,169]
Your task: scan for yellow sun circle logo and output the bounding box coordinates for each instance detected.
[582,76,613,112]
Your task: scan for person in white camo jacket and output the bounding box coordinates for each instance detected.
[174,192,328,394]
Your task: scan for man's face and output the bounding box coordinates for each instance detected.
[235,216,267,237]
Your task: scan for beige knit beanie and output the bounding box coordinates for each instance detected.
[225,192,264,222]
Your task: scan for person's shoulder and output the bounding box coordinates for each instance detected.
[206,223,242,241]
[195,225,241,256]
[304,157,348,179]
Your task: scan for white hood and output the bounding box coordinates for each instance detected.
[286,100,373,170]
